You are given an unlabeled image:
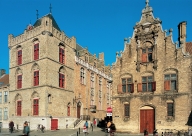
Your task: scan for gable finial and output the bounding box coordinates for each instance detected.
[36,10,39,19]
[146,0,149,7]
[49,3,52,14]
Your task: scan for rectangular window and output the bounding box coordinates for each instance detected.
[34,43,39,60]
[167,103,174,116]
[4,91,8,103]
[33,99,39,115]
[124,104,130,117]
[17,101,22,116]
[142,48,153,62]
[0,92,2,104]
[34,71,39,86]
[17,75,22,89]
[4,107,8,120]
[164,74,177,91]
[0,108,2,120]
[59,73,65,88]
[142,76,153,92]
[90,73,94,88]
[18,50,22,65]
[80,68,85,84]
[122,78,134,93]
[59,48,65,63]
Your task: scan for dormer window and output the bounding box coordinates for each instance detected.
[142,47,153,62]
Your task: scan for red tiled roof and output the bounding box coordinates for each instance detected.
[0,74,9,86]
[186,42,192,54]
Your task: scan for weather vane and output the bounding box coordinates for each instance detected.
[50,4,52,14]
[36,10,39,19]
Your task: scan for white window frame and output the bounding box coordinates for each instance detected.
[4,107,8,120]
[4,91,8,103]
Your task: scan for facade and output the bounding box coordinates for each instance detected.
[8,13,112,130]
[74,49,112,122]
[0,69,9,128]
[111,1,192,134]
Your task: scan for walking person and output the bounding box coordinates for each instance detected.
[84,120,89,134]
[23,121,27,135]
[23,123,30,136]
[144,129,148,136]
[9,121,14,133]
[107,120,111,133]
[109,122,116,136]
[41,125,45,133]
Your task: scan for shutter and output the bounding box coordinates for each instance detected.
[20,50,22,64]
[152,81,156,91]
[142,53,147,62]
[117,84,122,94]
[137,83,142,92]
[131,83,134,93]
[36,99,39,115]
[164,81,170,91]
[63,75,65,88]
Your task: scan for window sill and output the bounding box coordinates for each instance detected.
[166,116,175,122]
[123,117,130,122]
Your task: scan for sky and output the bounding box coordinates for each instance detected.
[0,0,192,74]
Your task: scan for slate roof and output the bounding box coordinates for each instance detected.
[33,13,61,31]
[0,74,9,87]
[186,42,192,54]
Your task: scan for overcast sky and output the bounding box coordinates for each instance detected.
[0,0,192,73]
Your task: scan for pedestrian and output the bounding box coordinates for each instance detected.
[110,121,116,136]
[23,123,30,136]
[93,119,96,127]
[41,125,45,133]
[84,120,89,133]
[144,129,148,136]
[23,121,27,134]
[107,120,111,133]
[9,121,14,133]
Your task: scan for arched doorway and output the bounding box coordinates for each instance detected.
[140,106,155,133]
[77,102,81,118]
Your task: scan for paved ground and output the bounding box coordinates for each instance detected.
[0,127,145,136]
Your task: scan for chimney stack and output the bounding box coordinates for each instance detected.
[99,52,104,61]
[178,21,187,52]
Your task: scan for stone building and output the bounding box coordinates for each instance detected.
[8,12,112,130]
[0,69,9,128]
[111,1,192,134]
[74,48,112,123]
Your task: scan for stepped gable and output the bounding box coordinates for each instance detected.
[33,13,61,31]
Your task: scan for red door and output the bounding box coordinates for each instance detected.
[140,109,154,133]
[77,106,81,118]
[51,119,58,130]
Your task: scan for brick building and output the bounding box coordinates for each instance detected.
[0,69,9,128]
[8,12,112,130]
[111,1,192,133]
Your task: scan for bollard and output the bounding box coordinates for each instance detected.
[162,132,163,136]
[79,127,80,134]
[77,131,78,136]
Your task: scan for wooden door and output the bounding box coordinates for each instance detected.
[140,109,154,133]
[77,106,81,118]
[51,119,58,130]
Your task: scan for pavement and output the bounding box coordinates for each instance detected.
[0,127,145,136]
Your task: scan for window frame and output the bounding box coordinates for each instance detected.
[167,102,174,117]
[3,107,8,120]
[142,47,153,63]
[4,91,8,103]
[17,50,22,65]
[59,73,65,88]
[164,74,177,91]
[33,99,39,115]
[34,43,39,60]
[59,47,65,64]
[17,75,22,89]
[17,100,22,116]
[34,71,39,86]
[122,78,134,93]
[124,104,130,117]
[80,68,85,84]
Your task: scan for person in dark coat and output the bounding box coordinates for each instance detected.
[9,121,14,133]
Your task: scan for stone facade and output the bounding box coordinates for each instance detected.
[111,1,192,134]
[8,13,112,130]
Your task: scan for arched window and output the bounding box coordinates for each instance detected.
[59,43,65,64]
[16,45,22,65]
[16,68,22,89]
[32,63,40,86]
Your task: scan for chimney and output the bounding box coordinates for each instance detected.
[178,21,187,52]
[99,52,104,61]
[0,69,6,77]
